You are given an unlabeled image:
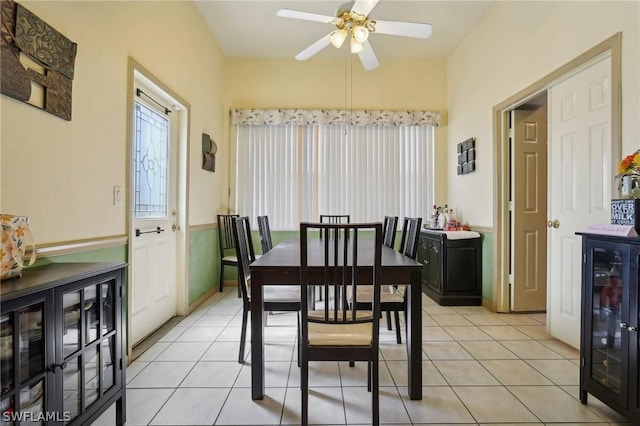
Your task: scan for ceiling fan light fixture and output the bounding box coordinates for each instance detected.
[330,28,348,48]
[350,36,364,54]
[352,25,369,43]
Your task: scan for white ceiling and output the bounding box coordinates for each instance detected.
[194,1,495,61]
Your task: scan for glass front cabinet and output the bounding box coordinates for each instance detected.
[0,263,126,425]
[580,233,640,423]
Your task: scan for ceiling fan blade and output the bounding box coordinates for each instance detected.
[277,9,335,24]
[351,0,379,17]
[295,34,332,61]
[358,41,379,71]
[374,20,433,39]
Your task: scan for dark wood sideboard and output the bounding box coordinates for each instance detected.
[416,229,482,306]
[1,262,126,425]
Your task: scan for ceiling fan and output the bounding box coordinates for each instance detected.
[277,0,432,71]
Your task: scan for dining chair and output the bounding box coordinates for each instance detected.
[257,215,273,253]
[233,216,300,364]
[217,214,239,294]
[299,222,383,426]
[385,216,422,343]
[383,215,399,248]
[352,216,422,344]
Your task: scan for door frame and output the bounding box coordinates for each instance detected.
[125,58,191,357]
[492,33,622,313]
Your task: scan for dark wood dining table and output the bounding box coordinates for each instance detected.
[249,238,423,400]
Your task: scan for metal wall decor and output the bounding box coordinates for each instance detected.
[202,133,217,172]
[457,138,476,175]
[1,1,77,120]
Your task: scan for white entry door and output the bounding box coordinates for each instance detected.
[548,56,611,348]
[130,87,178,345]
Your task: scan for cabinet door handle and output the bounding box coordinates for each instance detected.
[47,362,68,373]
[620,322,629,329]
[628,326,638,332]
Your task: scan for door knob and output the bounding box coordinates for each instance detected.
[547,220,560,228]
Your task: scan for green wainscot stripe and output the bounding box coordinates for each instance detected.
[189,227,218,304]
[34,245,127,265]
[478,230,494,302]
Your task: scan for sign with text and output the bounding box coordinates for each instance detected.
[586,223,638,237]
[611,199,640,233]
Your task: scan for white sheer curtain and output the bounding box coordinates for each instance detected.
[235,111,437,230]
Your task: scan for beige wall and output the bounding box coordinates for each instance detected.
[0,1,225,244]
[446,0,640,227]
[223,57,449,210]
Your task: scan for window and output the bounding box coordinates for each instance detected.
[133,101,169,218]
[235,109,440,230]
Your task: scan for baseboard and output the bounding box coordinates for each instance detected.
[188,287,218,315]
[482,298,495,312]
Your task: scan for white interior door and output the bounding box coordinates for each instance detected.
[548,55,611,348]
[130,86,178,345]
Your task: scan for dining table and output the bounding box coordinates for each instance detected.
[249,238,424,400]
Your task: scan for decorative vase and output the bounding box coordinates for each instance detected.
[619,175,640,199]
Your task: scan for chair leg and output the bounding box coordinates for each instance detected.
[394,311,402,344]
[372,357,379,426]
[219,264,225,292]
[238,308,248,363]
[301,356,309,425]
[386,311,392,331]
[237,272,241,298]
[367,361,371,392]
[297,314,301,368]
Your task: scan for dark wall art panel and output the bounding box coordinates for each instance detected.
[1,0,77,120]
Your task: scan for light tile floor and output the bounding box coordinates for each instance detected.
[94,289,632,425]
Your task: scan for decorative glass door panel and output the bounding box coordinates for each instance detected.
[84,285,99,345]
[101,337,115,393]
[19,379,44,422]
[18,304,44,381]
[133,101,169,219]
[61,278,119,423]
[1,314,13,397]
[62,291,81,358]
[63,357,80,421]
[84,345,99,408]
[1,313,14,424]
[590,246,624,393]
[0,396,14,425]
[102,285,114,337]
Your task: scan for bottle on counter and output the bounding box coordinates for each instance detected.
[430,205,439,229]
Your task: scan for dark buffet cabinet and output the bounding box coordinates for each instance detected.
[1,262,126,425]
[417,229,482,305]
[579,233,639,423]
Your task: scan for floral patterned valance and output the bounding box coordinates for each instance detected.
[232,108,441,127]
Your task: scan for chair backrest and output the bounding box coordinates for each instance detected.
[382,216,399,248]
[299,222,383,340]
[398,217,422,260]
[217,214,239,256]
[319,215,350,239]
[319,214,350,224]
[231,216,256,303]
[257,215,273,254]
